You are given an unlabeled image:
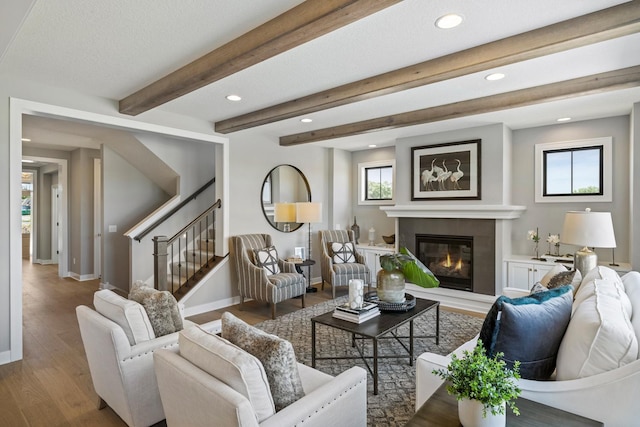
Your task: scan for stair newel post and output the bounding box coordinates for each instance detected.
[154,235,169,292]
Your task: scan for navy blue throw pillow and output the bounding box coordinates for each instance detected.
[479,285,573,380]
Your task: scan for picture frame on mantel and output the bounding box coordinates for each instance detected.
[411,139,481,200]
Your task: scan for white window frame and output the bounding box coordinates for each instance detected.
[534,137,612,203]
[358,159,395,205]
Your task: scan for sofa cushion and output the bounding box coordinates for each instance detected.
[129,281,183,337]
[479,285,573,380]
[622,271,640,355]
[331,242,356,264]
[221,312,305,411]
[179,325,275,422]
[254,246,281,275]
[540,264,583,294]
[557,267,638,380]
[93,289,155,345]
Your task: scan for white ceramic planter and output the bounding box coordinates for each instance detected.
[458,398,506,427]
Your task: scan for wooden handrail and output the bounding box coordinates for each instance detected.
[134,178,215,241]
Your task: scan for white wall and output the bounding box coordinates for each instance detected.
[329,148,352,231]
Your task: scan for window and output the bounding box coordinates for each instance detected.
[358,160,395,205]
[535,137,611,203]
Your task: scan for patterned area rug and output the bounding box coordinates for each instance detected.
[255,296,483,427]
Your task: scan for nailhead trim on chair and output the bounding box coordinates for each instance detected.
[293,376,366,426]
[121,342,179,362]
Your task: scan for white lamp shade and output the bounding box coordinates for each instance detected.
[296,202,322,223]
[561,210,616,248]
[274,202,296,222]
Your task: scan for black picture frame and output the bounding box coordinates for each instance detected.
[411,139,481,200]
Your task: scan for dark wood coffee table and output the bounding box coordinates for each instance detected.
[311,297,439,395]
[405,383,603,426]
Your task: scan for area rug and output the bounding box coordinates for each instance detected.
[255,296,484,427]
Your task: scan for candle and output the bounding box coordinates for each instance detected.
[348,279,364,309]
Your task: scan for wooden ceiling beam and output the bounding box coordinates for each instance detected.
[118,0,401,116]
[217,1,640,134]
[279,66,640,146]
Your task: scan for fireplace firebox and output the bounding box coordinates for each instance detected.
[416,234,473,292]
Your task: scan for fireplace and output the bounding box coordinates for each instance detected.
[417,234,473,292]
[398,217,496,296]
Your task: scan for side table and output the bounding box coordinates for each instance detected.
[295,259,316,293]
[405,383,603,426]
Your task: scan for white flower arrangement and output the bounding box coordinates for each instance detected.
[546,234,560,244]
[527,229,540,243]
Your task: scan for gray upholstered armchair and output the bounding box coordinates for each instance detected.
[230,234,306,319]
[318,230,370,298]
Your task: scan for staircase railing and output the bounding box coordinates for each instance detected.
[153,199,221,294]
[134,178,215,242]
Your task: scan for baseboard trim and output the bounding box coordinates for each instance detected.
[405,283,495,315]
[68,272,97,281]
[183,296,242,317]
[0,350,12,365]
[35,259,56,265]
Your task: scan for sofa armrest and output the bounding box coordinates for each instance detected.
[260,366,368,427]
[415,335,479,411]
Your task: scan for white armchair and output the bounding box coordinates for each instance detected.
[153,326,368,427]
[76,290,221,427]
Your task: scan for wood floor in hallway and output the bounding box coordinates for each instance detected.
[0,260,335,426]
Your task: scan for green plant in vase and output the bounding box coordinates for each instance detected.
[377,248,439,303]
[433,340,521,426]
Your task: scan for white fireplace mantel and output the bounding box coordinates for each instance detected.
[381,204,526,220]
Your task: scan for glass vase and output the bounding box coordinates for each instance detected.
[376,269,405,303]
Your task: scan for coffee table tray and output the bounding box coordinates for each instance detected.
[365,292,416,312]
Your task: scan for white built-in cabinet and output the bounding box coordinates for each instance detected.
[356,244,395,286]
[504,257,555,290]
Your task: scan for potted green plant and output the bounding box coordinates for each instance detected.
[432,340,521,427]
[377,248,440,303]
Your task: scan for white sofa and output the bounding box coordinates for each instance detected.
[76,289,222,427]
[415,266,640,427]
[153,325,368,427]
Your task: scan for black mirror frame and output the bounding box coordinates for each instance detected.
[261,164,311,233]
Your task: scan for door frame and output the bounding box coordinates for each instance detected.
[7,97,228,364]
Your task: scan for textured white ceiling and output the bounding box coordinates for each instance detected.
[3,0,638,151]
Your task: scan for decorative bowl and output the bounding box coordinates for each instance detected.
[382,234,395,244]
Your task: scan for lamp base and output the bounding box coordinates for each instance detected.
[574,247,597,278]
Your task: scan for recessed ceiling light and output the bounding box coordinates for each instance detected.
[435,14,463,29]
[300,118,313,123]
[22,159,34,163]
[557,117,572,122]
[226,94,242,102]
[21,138,31,142]
[368,144,377,148]
[485,73,505,81]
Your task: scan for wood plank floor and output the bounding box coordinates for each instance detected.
[2,261,479,426]
[0,261,336,426]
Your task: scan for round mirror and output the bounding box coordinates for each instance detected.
[261,164,311,233]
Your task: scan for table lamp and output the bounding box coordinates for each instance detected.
[560,208,616,278]
[296,202,322,261]
[274,202,296,232]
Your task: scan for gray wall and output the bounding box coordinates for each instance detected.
[69,148,100,276]
[510,116,631,262]
[101,146,171,290]
[351,146,396,244]
[395,124,510,205]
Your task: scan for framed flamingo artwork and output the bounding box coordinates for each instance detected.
[411,139,481,200]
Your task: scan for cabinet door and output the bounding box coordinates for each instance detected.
[507,262,534,290]
[532,264,554,283]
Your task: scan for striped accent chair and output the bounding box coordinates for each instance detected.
[318,230,370,299]
[230,234,306,319]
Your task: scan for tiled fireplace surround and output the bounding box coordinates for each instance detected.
[382,205,525,313]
